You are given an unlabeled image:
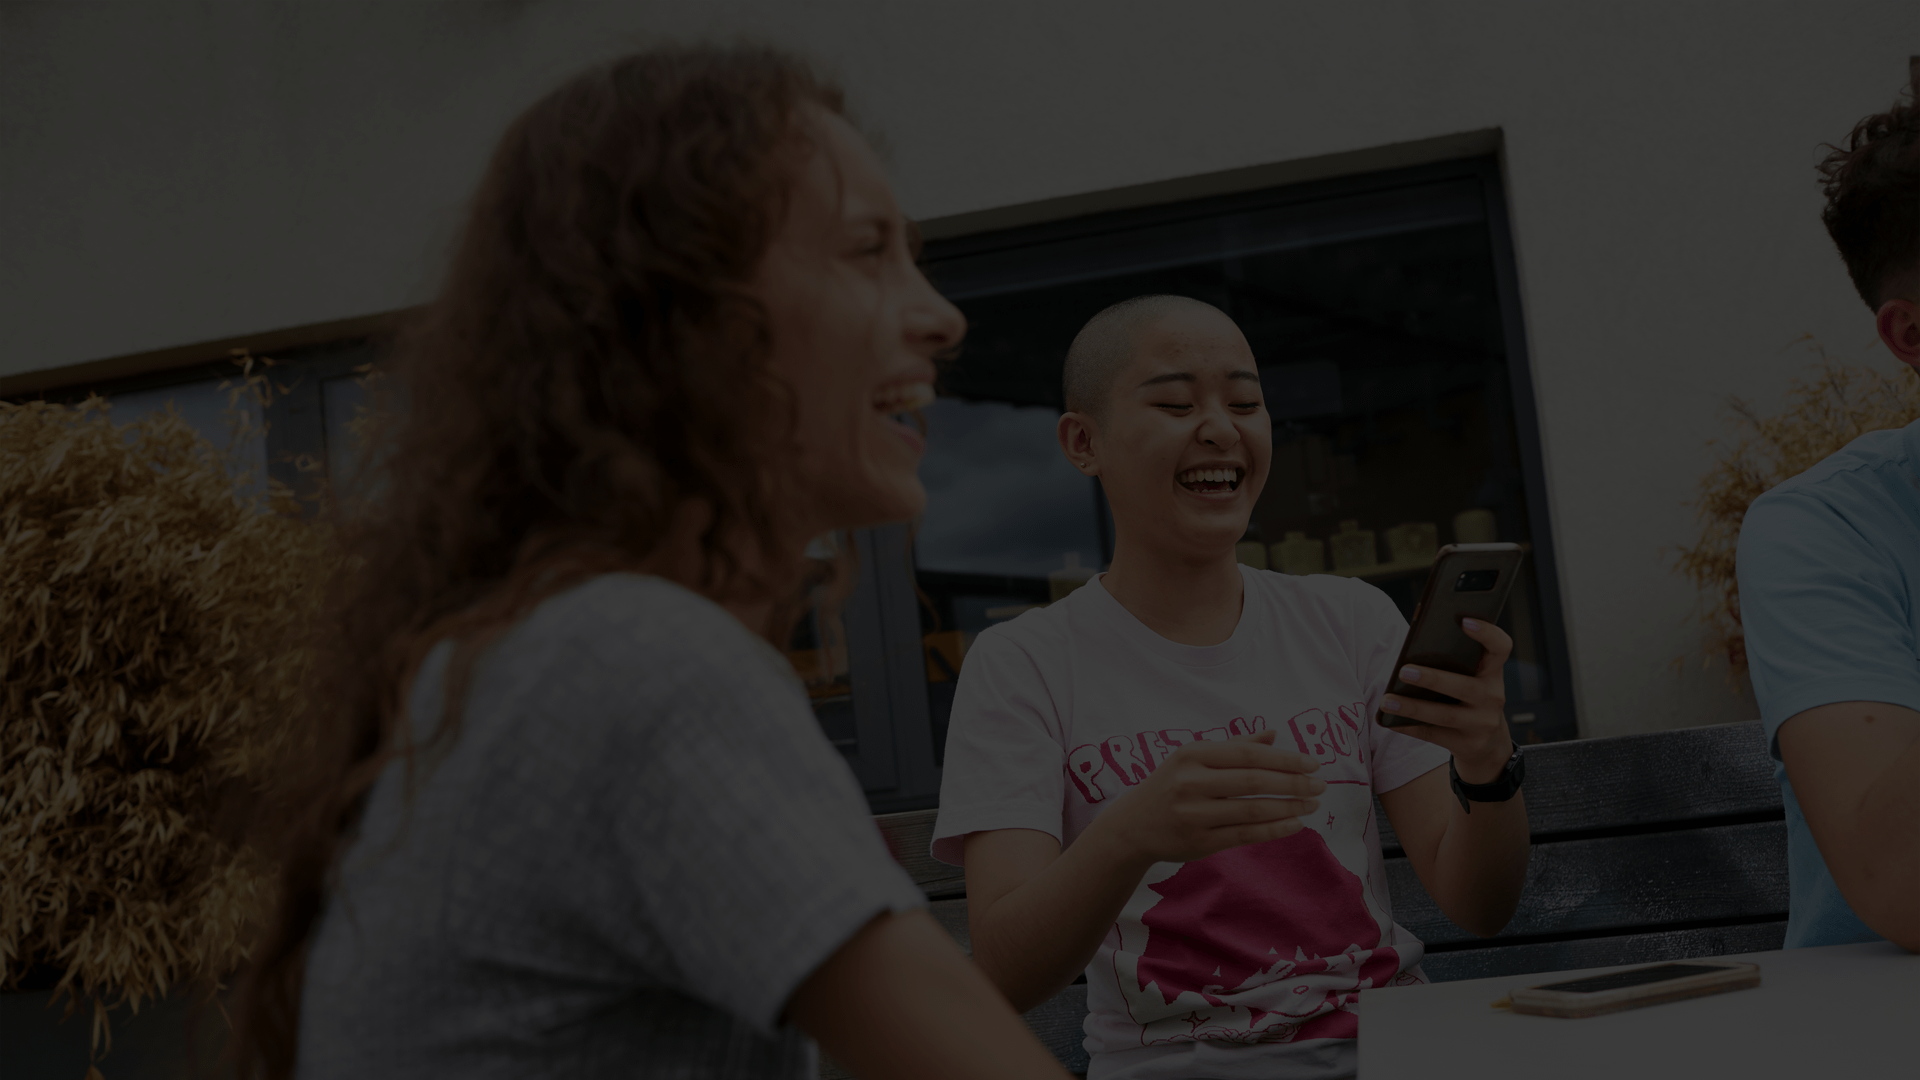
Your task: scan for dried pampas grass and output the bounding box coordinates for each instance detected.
[0,363,342,1059]
[1674,339,1920,678]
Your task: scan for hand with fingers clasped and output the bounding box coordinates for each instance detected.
[1379,617,1516,784]
[1082,729,1327,872]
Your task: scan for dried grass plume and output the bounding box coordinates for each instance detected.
[1674,339,1920,678]
[0,363,342,1061]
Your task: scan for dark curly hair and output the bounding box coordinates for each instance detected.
[229,45,846,1079]
[1817,83,1920,309]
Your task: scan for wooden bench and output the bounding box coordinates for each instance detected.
[843,720,1787,1077]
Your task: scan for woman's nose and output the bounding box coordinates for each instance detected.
[906,271,966,354]
[1197,408,1240,447]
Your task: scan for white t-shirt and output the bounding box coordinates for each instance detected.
[932,566,1450,1080]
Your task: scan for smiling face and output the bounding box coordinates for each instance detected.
[1061,304,1271,562]
[752,107,965,538]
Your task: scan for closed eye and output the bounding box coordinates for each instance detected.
[1153,402,1195,411]
[846,218,892,259]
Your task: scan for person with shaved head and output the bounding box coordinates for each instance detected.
[930,295,1532,1078]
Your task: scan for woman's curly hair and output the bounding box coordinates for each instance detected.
[1817,84,1920,309]
[230,45,845,1078]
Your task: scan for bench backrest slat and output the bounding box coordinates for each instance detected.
[1418,920,1788,983]
[1387,819,1789,944]
[1376,721,1780,853]
[875,809,964,896]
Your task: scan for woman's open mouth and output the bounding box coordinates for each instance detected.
[873,381,934,448]
[1178,467,1241,494]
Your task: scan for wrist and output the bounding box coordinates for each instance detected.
[1453,739,1515,785]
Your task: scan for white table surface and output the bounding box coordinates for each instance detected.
[1359,941,1918,1078]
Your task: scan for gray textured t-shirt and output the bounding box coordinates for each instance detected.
[298,574,923,1078]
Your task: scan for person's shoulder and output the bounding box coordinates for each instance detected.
[967,590,1077,663]
[529,572,753,648]
[998,574,1138,640]
[1742,424,1920,562]
[509,572,798,700]
[1244,565,1373,597]
[1756,420,1920,512]
[1243,566,1399,624]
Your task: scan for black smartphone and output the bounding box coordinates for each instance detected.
[1375,542,1525,728]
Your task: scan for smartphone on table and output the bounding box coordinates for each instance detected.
[1507,960,1761,1018]
[1375,542,1526,729]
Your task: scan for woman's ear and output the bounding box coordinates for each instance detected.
[1877,297,1920,368]
[1057,411,1099,475]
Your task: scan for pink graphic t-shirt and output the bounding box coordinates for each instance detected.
[932,566,1450,1080]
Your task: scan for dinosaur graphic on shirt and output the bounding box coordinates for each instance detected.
[1121,827,1399,1043]
[1093,704,1413,1046]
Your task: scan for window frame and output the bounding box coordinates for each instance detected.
[17,337,382,498]
[862,153,1578,785]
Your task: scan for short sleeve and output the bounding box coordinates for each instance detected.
[560,587,924,1034]
[1738,490,1920,755]
[930,629,1069,866]
[1348,579,1451,793]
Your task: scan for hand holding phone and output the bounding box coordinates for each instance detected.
[1376,543,1523,779]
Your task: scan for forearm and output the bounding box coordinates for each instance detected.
[1850,730,1920,950]
[1430,789,1530,938]
[790,909,1070,1080]
[972,824,1152,1012]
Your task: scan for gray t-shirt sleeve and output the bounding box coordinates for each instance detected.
[467,575,925,1035]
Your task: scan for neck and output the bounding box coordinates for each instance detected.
[1100,536,1246,647]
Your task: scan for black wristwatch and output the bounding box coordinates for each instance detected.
[1449,742,1525,814]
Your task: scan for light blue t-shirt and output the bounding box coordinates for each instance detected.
[1736,418,1920,948]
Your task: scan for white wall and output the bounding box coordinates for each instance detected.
[2,1,1913,738]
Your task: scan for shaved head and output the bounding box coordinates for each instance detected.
[1063,295,1231,422]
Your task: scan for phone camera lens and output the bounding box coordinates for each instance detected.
[1454,569,1499,592]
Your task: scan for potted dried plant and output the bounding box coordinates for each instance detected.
[0,366,341,1078]
[1673,340,1920,678]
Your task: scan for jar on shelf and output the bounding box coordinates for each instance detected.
[1384,521,1438,564]
[1234,540,1269,569]
[1328,520,1378,572]
[1453,508,1498,545]
[1271,531,1326,575]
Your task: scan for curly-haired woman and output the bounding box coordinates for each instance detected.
[232,46,1072,1080]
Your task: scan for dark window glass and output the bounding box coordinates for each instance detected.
[913,159,1571,752]
[106,377,268,497]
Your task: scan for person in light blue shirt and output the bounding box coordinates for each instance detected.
[1736,88,1920,952]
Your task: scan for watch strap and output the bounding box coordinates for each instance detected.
[1449,741,1525,814]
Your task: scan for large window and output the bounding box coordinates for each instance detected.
[905,156,1573,804]
[66,340,383,512]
